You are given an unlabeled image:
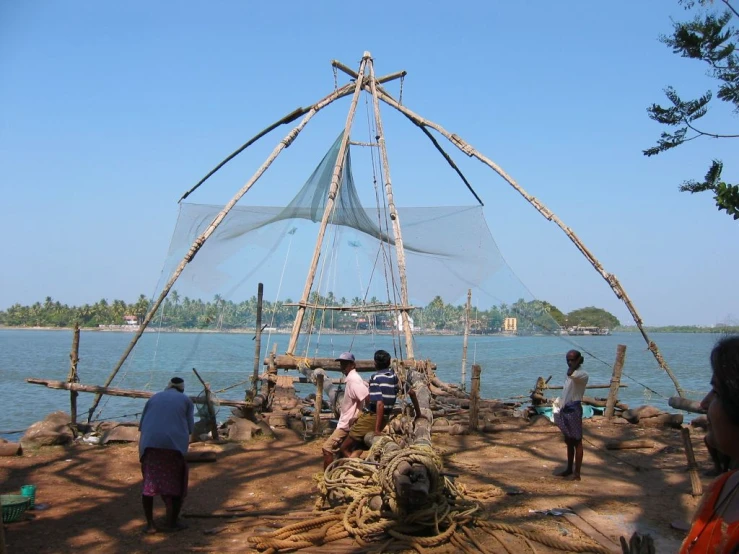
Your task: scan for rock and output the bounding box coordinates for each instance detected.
[622,405,662,424]
[432,418,451,428]
[192,419,213,440]
[639,413,683,428]
[256,420,275,439]
[227,419,263,441]
[268,414,288,428]
[101,424,140,444]
[21,411,74,448]
[691,415,708,429]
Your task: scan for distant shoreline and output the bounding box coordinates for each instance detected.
[0,325,732,335]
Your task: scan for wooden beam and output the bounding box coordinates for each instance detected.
[605,345,626,419]
[26,378,250,409]
[268,355,435,372]
[367,56,415,359]
[547,384,627,390]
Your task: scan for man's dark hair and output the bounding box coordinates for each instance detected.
[710,335,739,425]
[374,349,391,370]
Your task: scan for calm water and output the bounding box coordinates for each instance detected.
[0,329,722,438]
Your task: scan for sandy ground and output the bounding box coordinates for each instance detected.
[1,416,713,553]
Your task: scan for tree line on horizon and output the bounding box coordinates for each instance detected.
[0,293,622,334]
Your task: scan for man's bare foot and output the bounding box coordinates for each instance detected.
[555,469,573,477]
[143,524,158,534]
[571,474,581,481]
[164,520,188,532]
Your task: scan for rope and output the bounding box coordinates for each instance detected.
[248,437,610,553]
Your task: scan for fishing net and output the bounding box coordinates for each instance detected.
[86,129,571,424]
[152,132,562,342]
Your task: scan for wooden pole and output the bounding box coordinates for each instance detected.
[669,397,706,414]
[287,54,371,355]
[547,383,627,390]
[313,373,324,436]
[469,365,481,431]
[605,344,626,419]
[26,378,250,409]
[680,427,703,496]
[86,80,359,422]
[67,323,81,426]
[250,283,264,401]
[461,289,471,391]
[367,55,415,359]
[192,368,219,441]
[372,85,685,398]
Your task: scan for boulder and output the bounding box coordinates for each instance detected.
[101,424,140,444]
[691,415,708,429]
[622,405,662,424]
[227,418,263,441]
[21,411,74,448]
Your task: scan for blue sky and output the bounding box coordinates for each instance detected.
[1,0,737,326]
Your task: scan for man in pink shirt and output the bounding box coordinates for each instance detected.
[322,352,369,469]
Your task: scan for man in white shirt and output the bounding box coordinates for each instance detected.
[321,352,369,469]
[555,350,589,481]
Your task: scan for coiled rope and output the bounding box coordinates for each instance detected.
[246,438,612,553]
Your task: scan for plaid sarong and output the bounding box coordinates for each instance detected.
[555,401,583,441]
[141,447,189,498]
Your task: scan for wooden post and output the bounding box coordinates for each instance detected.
[681,427,703,496]
[250,283,264,401]
[469,365,481,431]
[366,55,414,358]
[192,368,219,441]
[287,54,371,355]
[461,289,471,391]
[85,81,359,423]
[605,344,626,419]
[313,373,324,436]
[67,323,81,426]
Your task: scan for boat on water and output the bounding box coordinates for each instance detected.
[567,325,611,336]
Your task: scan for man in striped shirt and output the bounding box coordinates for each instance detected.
[341,349,409,458]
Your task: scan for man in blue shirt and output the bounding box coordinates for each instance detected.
[341,350,419,457]
[138,377,194,533]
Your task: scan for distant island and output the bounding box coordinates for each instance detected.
[1,295,735,335]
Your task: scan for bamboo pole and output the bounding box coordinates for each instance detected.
[548,383,627,390]
[469,365,482,431]
[313,373,324,436]
[86,81,358,422]
[26,378,250,408]
[461,289,471,391]
[287,53,370,355]
[192,368,219,441]
[67,323,81,425]
[367,55,414,359]
[372,86,685,398]
[605,344,626,419]
[250,283,264,401]
[680,427,703,496]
